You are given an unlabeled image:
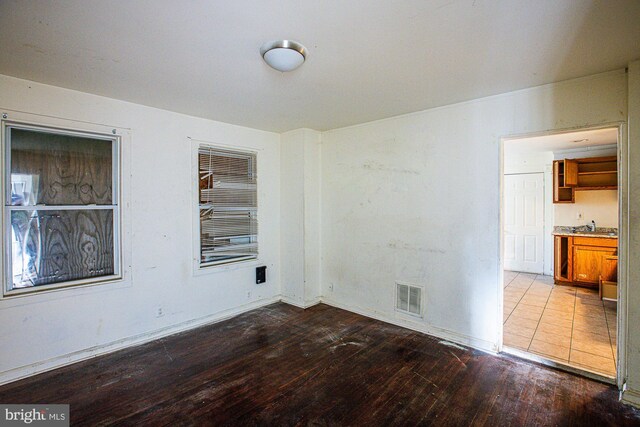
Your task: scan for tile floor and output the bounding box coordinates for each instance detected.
[503,271,617,377]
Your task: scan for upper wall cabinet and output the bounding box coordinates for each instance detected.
[552,156,617,204]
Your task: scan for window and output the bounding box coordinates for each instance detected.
[198,145,257,267]
[3,124,120,295]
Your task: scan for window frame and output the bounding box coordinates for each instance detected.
[2,120,122,297]
[193,141,259,271]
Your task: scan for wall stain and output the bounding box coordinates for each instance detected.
[363,161,420,175]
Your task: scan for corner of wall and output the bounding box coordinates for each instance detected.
[279,128,323,305]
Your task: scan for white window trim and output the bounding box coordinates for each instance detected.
[190,138,261,275]
[0,113,127,298]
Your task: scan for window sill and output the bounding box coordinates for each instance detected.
[193,258,261,276]
[2,274,123,299]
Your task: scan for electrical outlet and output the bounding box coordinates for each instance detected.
[328,283,334,292]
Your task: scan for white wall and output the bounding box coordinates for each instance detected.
[280,129,322,307]
[504,151,554,275]
[624,59,640,406]
[554,190,618,227]
[320,70,628,352]
[0,75,282,384]
[552,147,619,228]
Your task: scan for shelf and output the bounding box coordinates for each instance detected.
[553,156,617,204]
[578,171,616,175]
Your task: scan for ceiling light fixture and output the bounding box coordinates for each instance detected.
[260,40,307,72]
[571,138,590,143]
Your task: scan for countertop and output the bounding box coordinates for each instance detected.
[552,231,617,238]
[552,226,617,239]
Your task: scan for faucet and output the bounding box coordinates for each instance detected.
[587,220,596,232]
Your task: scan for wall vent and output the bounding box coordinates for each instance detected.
[395,282,423,317]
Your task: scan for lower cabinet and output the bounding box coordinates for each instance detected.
[553,235,617,287]
[572,245,617,285]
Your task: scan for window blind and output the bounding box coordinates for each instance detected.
[198,146,257,265]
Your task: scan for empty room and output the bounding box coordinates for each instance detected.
[0,1,640,425]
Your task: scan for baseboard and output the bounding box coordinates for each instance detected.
[622,388,640,408]
[0,295,281,386]
[321,298,497,354]
[280,296,321,309]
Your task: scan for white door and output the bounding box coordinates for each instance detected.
[504,173,544,273]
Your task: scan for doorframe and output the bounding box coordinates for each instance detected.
[503,172,546,275]
[497,122,627,390]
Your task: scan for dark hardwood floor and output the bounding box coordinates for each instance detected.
[1,303,638,426]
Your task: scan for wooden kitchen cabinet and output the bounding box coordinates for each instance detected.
[572,245,617,285]
[552,156,617,204]
[554,235,617,287]
[554,235,572,283]
[553,160,575,203]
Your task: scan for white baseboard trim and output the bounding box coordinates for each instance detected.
[321,298,497,354]
[622,388,640,408]
[280,296,321,309]
[0,295,281,387]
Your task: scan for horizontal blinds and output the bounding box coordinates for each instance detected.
[199,146,257,264]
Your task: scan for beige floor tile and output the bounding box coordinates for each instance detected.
[536,322,573,338]
[520,296,548,308]
[533,329,571,347]
[548,296,573,302]
[551,286,576,294]
[546,292,575,300]
[572,327,610,341]
[542,308,573,321]
[502,272,617,377]
[605,313,617,326]
[575,297,603,307]
[504,301,517,311]
[515,302,544,313]
[573,315,607,332]
[539,315,572,329]
[511,309,542,322]
[504,294,521,303]
[570,349,616,376]
[571,337,615,359]
[529,340,570,361]
[504,322,536,339]
[504,332,532,350]
[529,281,552,289]
[526,289,551,298]
[534,275,555,285]
[576,288,600,299]
[547,293,575,301]
[545,302,574,313]
[505,315,539,329]
[574,305,606,319]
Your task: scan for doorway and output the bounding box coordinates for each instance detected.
[501,126,622,382]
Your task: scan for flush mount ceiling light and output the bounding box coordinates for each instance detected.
[260,40,307,72]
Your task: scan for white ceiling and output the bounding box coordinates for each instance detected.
[1,0,639,133]
[504,127,618,154]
